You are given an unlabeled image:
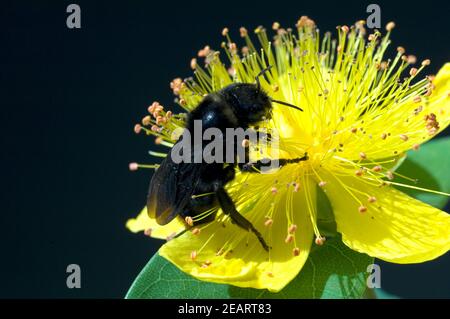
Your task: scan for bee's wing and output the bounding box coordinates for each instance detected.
[147,151,203,225]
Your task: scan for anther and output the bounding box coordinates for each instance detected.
[239,27,248,37]
[293,248,300,256]
[409,68,418,76]
[412,144,420,151]
[242,139,250,148]
[315,236,326,245]
[407,55,417,64]
[422,59,431,66]
[288,224,297,234]
[271,187,278,195]
[185,216,194,226]
[359,152,367,160]
[155,137,163,145]
[396,46,405,54]
[368,196,377,203]
[264,219,273,227]
[351,127,358,133]
[294,183,300,192]
[341,25,349,33]
[190,58,197,70]
[142,115,151,126]
[381,133,387,140]
[373,165,382,172]
[134,124,142,134]
[355,169,364,177]
[386,21,395,31]
[318,181,327,188]
[400,134,409,141]
[221,27,229,36]
[358,206,368,213]
[272,22,280,30]
[285,234,294,244]
[192,228,201,235]
[129,162,139,171]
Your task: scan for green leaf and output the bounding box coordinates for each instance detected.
[126,235,373,299]
[394,136,450,209]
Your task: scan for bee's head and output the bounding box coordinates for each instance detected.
[220,83,273,127]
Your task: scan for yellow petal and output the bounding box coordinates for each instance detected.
[321,170,450,263]
[126,207,185,240]
[159,175,315,292]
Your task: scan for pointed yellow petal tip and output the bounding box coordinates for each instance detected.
[323,171,450,264]
[126,207,185,240]
[433,63,450,94]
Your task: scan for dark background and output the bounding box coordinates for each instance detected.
[1,0,449,298]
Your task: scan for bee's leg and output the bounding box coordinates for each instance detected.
[239,152,309,173]
[215,187,269,251]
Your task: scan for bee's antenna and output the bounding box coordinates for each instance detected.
[255,65,273,91]
[271,99,304,112]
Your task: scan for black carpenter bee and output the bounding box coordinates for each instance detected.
[147,67,308,251]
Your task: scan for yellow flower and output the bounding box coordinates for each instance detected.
[127,17,450,292]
